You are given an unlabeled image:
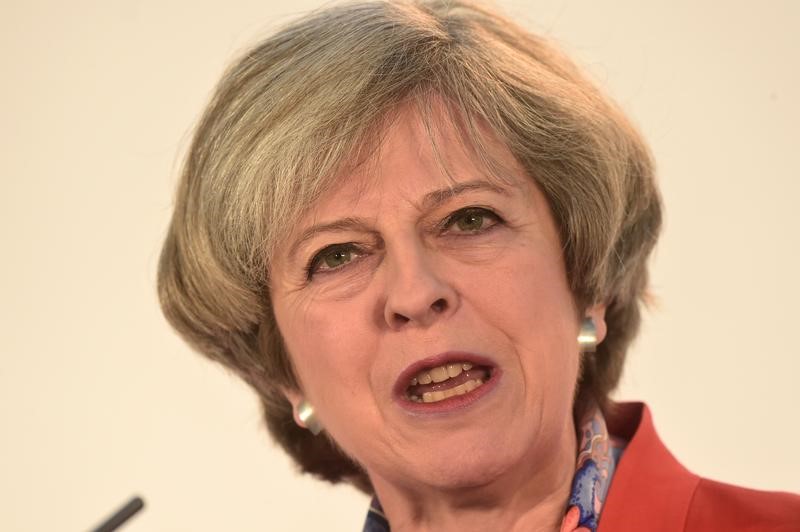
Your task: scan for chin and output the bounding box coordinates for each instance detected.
[405,429,532,491]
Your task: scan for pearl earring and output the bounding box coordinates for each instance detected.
[297,399,323,435]
[578,317,598,353]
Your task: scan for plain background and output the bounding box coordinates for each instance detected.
[1,0,798,530]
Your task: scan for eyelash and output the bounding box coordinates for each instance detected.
[304,206,504,279]
[439,206,503,235]
[305,243,365,280]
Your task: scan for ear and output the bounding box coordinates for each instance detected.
[280,387,308,429]
[585,303,608,346]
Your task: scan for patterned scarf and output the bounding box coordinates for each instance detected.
[362,407,625,532]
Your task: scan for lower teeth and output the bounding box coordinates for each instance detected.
[408,378,485,403]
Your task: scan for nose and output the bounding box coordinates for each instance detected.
[381,243,459,330]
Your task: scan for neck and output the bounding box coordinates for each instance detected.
[369,421,578,532]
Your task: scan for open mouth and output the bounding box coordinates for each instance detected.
[405,362,492,404]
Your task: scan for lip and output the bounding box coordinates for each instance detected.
[392,352,501,414]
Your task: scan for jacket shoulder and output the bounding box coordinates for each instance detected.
[598,403,800,532]
[685,478,800,531]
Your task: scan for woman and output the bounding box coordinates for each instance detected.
[157,1,800,530]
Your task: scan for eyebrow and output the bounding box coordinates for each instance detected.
[289,217,373,260]
[289,180,509,259]
[419,180,509,210]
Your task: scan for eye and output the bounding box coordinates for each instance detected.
[442,207,502,234]
[306,243,362,278]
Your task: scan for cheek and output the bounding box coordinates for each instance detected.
[459,245,580,392]
[468,242,577,339]
[274,293,376,402]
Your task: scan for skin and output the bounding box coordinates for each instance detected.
[270,104,607,532]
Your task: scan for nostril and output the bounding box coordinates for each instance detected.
[431,298,447,313]
[384,293,453,329]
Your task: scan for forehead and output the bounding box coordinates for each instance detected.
[299,103,524,220]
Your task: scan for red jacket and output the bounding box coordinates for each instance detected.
[598,403,800,531]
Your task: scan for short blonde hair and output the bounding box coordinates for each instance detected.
[158,0,661,492]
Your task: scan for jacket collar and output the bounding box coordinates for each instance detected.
[598,402,700,531]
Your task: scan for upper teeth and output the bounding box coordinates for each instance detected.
[411,362,474,386]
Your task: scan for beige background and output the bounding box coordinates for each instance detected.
[1,0,798,530]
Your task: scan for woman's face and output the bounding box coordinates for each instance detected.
[270,106,605,492]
